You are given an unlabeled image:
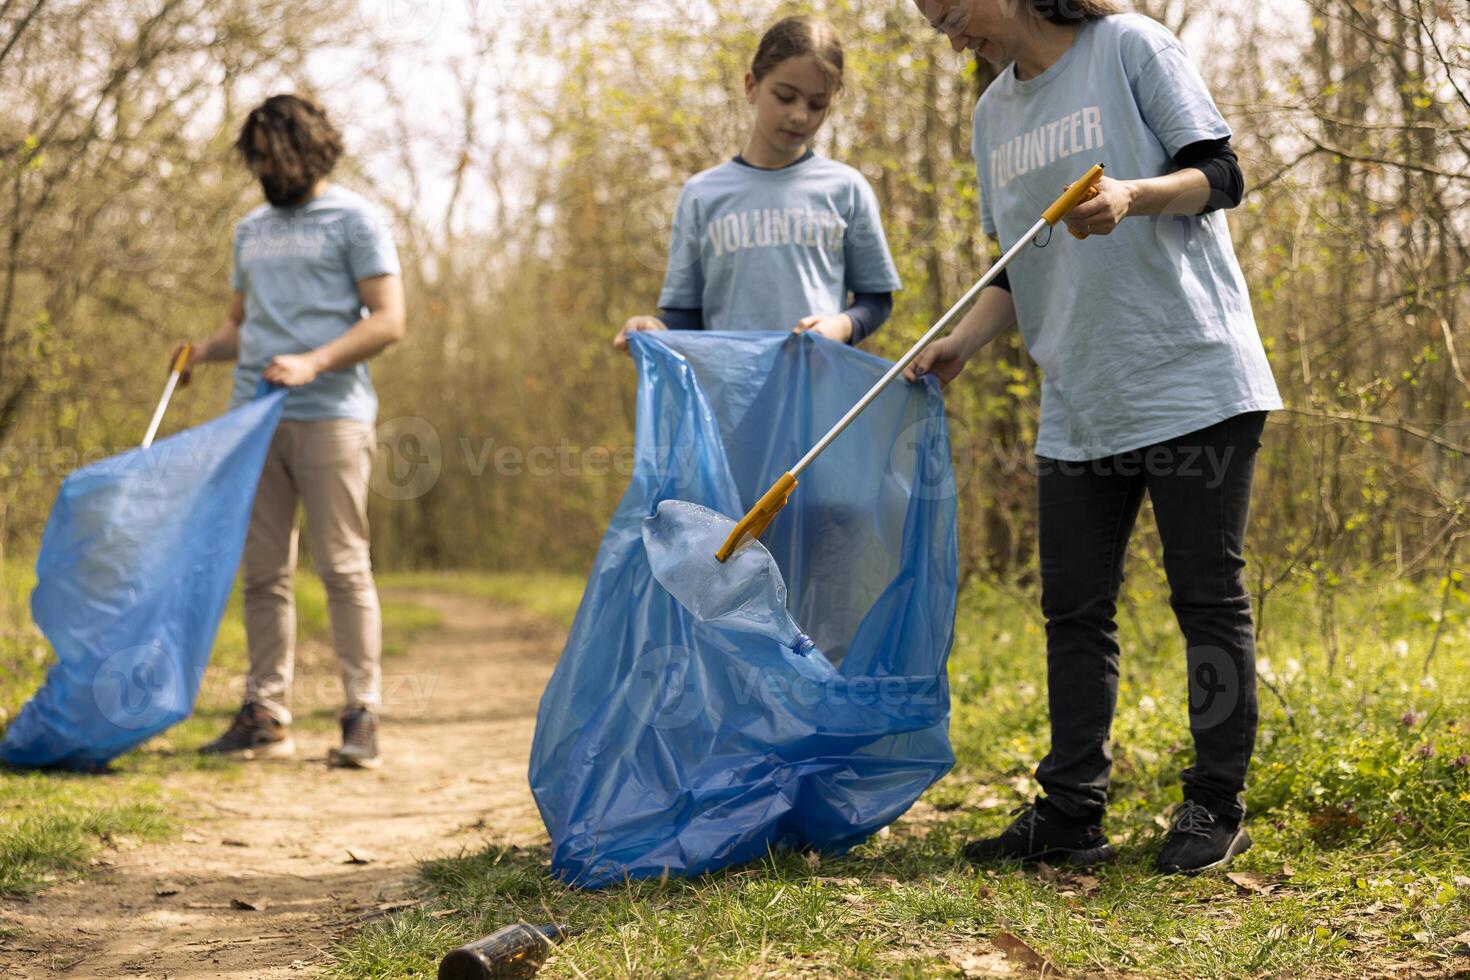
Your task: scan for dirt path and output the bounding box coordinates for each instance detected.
[0,589,564,979]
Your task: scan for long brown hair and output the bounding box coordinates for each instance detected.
[751,15,846,95]
[1027,0,1121,24]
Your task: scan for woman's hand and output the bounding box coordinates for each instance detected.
[903,335,971,387]
[1062,174,1136,237]
[614,315,667,353]
[793,313,853,344]
[262,352,323,387]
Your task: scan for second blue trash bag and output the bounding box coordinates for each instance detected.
[529,331,958,887]
[0,387,288,770]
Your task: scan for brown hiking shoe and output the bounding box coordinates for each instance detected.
[200,701,295,760]
[328,707,381,770]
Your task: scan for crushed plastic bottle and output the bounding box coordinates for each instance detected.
[642,498,817,658]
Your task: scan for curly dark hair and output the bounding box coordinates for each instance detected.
[235,94,343,206]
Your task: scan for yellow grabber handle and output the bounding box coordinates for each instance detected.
[715,471,796,562]
[1044,163,1105,226]
[170,341,194,375]
[714,164,1105,562]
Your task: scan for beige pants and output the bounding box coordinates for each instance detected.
[242,419,381,725]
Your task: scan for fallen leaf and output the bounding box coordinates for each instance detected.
[1035,862,1059,883]
[220,838,250,848]
[154,883,182,897]
[992,931,1065,976]
[1281,863,1296,878]
[428,908,460,919]
[949,946,1015,976]
[878,826,892,839]
[344,849,376,865]
[1072,874,1101,895]
[1227,871,1277,896]
[814,876,860,887]
[375,900,419,912]
[802,851,821,870]
[230,897,269,911]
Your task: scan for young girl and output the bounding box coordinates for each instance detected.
[905,1,1282,874]
[614,15,901,350]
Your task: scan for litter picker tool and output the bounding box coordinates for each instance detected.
[142,343,193,449]
[713,163,1105,562]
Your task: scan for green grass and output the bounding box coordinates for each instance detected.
[0,560,442,895]
[379,570,586,628]
[329,566,1470,979]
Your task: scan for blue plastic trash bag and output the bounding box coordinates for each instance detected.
[529,331,958,887]
[0,387,288,770]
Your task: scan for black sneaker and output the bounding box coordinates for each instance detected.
[962,797,1115,868]
[328,707,381,770]
[1156,799,1252,875]
[200,701,295,760]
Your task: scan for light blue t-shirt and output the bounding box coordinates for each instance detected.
[228,185,400,422]
[973,13,1281,461]
[658,155,902,331]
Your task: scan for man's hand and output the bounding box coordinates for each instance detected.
[615,315,668,353]
[1062,174,1135,237]
[903,335,971,387]
[169,340,207,387]
[793,313,853,344]
[262,352,324,387]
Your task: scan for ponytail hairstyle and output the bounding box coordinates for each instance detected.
[1026,0,1122,24]
[751,15,846,96]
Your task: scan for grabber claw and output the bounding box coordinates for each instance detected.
[715,472,797,562]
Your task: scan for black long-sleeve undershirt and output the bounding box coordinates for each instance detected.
[659,291,894,344]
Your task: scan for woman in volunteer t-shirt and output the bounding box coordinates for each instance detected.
[905,0,1282,875]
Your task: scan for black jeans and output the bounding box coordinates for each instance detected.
[1033,411,1267,822]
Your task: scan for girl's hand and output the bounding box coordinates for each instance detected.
[615,315,667,353]
[262,352,322,387]
[793,313,853,344]
[904,335,970,387]
[1062,174,1136,237]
